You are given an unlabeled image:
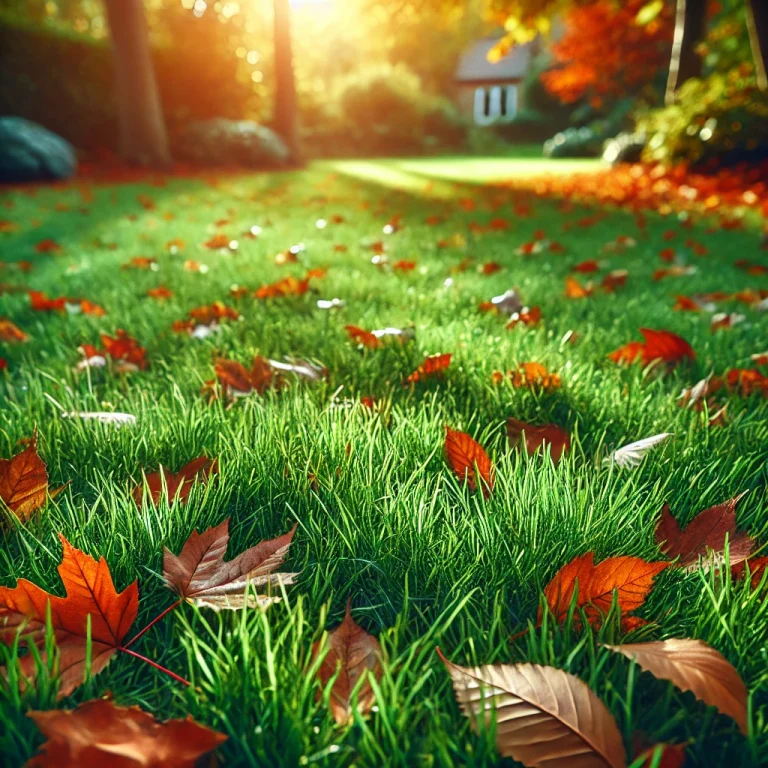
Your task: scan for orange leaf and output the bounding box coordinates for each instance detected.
[345,325,381,349]
[214,356,275,396]
[444,427,494,496]
[133,457,218,508]
[26,698,226,767]
[1,319,30,343]
[0,536,138,698]
[609,329,694,367]
[313,603,382,724]
[507,419,570,464]
[100,330,147,371]
[564,276,593,298]
[731,556,768,590]
[404,353,452,384]
[541,552,667,627]
[0,436,51,522]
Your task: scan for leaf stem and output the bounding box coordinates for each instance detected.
[123,599,182,649]
[119,646,190,687]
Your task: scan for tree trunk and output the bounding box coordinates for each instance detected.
[103,0,171,167]
[665,0,707,104]
[747,0,768,90]
[273,0,300,161]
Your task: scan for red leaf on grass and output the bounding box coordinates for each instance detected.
[609,329,694,367]
[507,419,570,464]
[404,353,451,384]
[133,457,218,508]
[444,427,494,496]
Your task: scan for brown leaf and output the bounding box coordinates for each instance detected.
[313,603,382,724]
[439,650,626,768]
[541,552,667,628]
[605,639,748,734]
[731,556,768,590]
[507,419,570,464]
[0,436,50,521]
[27,698,226,767]
[163,518,298,610]
[133,457,218,508]
[0,536,138,698]
[444,427,494,496]
[215,356,275,396]
[633,743,687,768]
[654,495,753,570]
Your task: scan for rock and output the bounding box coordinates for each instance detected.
[0,117,77,182]
[603,132,646,165]
[175,119,290,168]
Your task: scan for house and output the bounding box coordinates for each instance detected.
[455,36,534,125]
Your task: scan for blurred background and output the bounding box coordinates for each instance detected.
[0,0,766,177]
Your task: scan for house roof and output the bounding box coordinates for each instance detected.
[455,37,533,83]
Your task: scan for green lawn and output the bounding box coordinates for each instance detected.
[1,157,767,767]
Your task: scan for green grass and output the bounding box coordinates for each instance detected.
[0,156,767,767]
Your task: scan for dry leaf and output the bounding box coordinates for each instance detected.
[605,639,748,734]
[404,353,451,384]
[542,552,667,629]
[444,427,494,497]
[133,457,218,508]
[163,518,298,610]
[609,329,695,367]
[439,651,626,768]
[0,436,52,522]
[27,698,227,767]
[607,434,672,469]
[312,603,382,724]
[654,495,753,570]
[0,319,29,343]
[507,419,570,464]
[0,536,138,698]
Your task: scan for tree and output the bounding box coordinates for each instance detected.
[103,0,171,167]
[273,0,300,161]
[746,0,768,90]
[542,0,673,107]
[665,0,708,103]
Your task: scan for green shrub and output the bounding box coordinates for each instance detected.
[303,64,467,156]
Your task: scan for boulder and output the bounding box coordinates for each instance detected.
[175,119,290,168]
[0,117,77,183]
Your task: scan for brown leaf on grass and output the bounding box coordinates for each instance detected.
[633,742,687,768]
[163,518,298,611]
[0,437,51,522]
[731,556,768,590]
[215,357,275,396]
[0,536,138,698]
[439,651,626,768]
[404,353,452,384]
[0,319,29,342]
[444,427,494,497]
[654,495,753,570]
[541,553,668,629]
[313,603,382,724]
[133,457,218,508]
[605,639,748,734]
[507,419,570,464]
[27,698,227,767]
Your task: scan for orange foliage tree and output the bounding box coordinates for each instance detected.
[541,0,674,107]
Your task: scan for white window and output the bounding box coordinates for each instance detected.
[473,85,518,126]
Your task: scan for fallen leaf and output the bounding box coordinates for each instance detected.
[163,518,297,610]
[508,362,561,390]
[0,436,52,522]
[725,368,768,396]
[505,306,541,330]
[404,353,451,384]
[609,329,695,367]
[133,457,218,508]
[633,742,687,768]
[607,433,673,468]
[605,639,748,734]
[345,325,381,349]
[507,419,570,464]
[731,556,768,590]
[62,412,137,427]
[489,289,523,315]
[215,356,275,396]
[313,603,382,725]
[654,495,753,570]
[444,427,494,496]
[564,276,593,298]
[0,535,138,698]
[100,330,147,371]
[27,698,226,767]
[0,319,29,343]
[541,552,667,628]
[439,651,626,768]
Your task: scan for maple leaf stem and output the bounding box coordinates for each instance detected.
[118,647,191,687]
[123,599,183,649]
